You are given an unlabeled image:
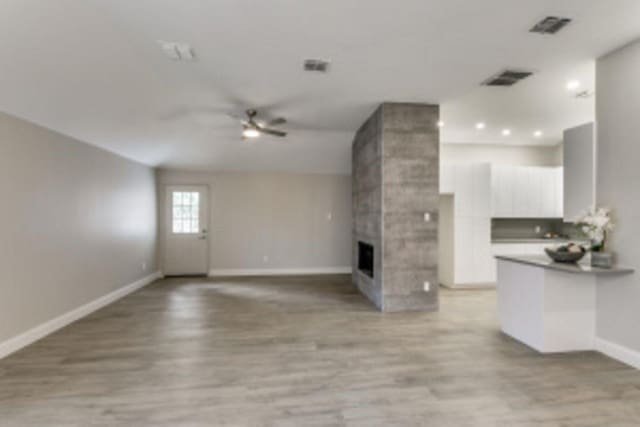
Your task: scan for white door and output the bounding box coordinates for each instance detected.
[164,185,209,276]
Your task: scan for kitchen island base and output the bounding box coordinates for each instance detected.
[496,255,633,353]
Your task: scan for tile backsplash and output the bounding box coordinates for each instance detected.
[491,218,586,240]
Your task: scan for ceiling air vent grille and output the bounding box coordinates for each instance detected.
[303,59,330,73]
[483,69,534,86]
[530,16,572,34]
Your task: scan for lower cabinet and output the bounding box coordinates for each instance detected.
[439,162,564,287]
[451,216,493,287]
[489,243,554,283]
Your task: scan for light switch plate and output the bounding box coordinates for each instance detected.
[424,212,431,222]
[423,281,430,292]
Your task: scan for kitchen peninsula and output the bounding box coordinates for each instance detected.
[496,255,633,353]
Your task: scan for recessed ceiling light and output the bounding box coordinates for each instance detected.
[476,122,486,130]
[566,80,581,91]
[437,120,444,128]
[533,130,543,138]
[502,129,511,136]
[242,128,260,138]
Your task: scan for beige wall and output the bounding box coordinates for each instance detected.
[441,143,562,167]
[0,112,158,344]
[595,38,640,355]
[157,170,352,273]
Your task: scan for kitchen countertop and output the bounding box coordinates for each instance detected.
[495,254,634,275]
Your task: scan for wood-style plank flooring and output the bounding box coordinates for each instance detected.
[1,275,640,426]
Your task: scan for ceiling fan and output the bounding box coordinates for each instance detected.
[236,109,287,139]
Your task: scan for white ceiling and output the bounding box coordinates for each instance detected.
[1,1,639,173]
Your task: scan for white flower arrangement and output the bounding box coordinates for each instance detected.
[575,206,614,252]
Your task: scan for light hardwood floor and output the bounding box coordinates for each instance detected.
[1,275,640,426]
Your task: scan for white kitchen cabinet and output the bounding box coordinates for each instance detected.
[452,163,491,217]
[472,217,494,282]
[491,166,514,217]
[453,164,474,216]
[513,167,530,217]
[440,164,455,194]
[555,168,564,218]
[491,166,563,218]
[447,163,494,286]
[441,162,562,287]
[452,216,494,286]
[453,217,475,284]
[540,168,555,217]
[563,122,595,221]
[529,168,545,217]
[472,164,491,218]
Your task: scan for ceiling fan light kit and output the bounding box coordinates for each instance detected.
[242,128,260,138]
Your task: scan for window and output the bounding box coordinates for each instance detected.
[172,191,200,234]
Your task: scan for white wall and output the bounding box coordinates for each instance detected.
[441,143,562,167]
[595,38,640,358]
[156,170,352,274]
[0,112,158,345]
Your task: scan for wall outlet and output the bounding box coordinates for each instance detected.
[142,262,147,272]
[535,225,542,234]
[263,255,269,263]
[327,212,332,221]
[424,212,431,222]
[423,281,430,292]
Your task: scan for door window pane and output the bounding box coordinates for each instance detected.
[171,191,200,234]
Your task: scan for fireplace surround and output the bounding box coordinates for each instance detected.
[351,103,439,312]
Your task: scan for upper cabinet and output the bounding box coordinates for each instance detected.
[490,165,563,218]
[442,163,563,218]
[563,123,595,222]
[453,163,491,217]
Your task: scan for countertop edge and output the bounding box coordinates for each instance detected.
[495,255,635,276]
[491,239,589,244]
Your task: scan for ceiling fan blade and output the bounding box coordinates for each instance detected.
[267,117,287,126]
[259,127,287,137]
[226,112,245,121]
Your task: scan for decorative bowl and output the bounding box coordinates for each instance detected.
[544,247,586,263]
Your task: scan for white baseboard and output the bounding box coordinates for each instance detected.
[209,267,352,277]
[0,271,162,360]
[441,282,496,289]
[594,336,640,370]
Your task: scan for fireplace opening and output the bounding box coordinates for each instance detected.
[358,241,374,278]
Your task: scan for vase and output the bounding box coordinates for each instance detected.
[591,251,614,269]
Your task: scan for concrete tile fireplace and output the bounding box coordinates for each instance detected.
[352,102,439,312]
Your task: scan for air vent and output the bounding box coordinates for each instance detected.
[483,69,534,86]
[303,59,330,73]
[158,41,196,61]
[575,90,594,99]
[530,16,572,34]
